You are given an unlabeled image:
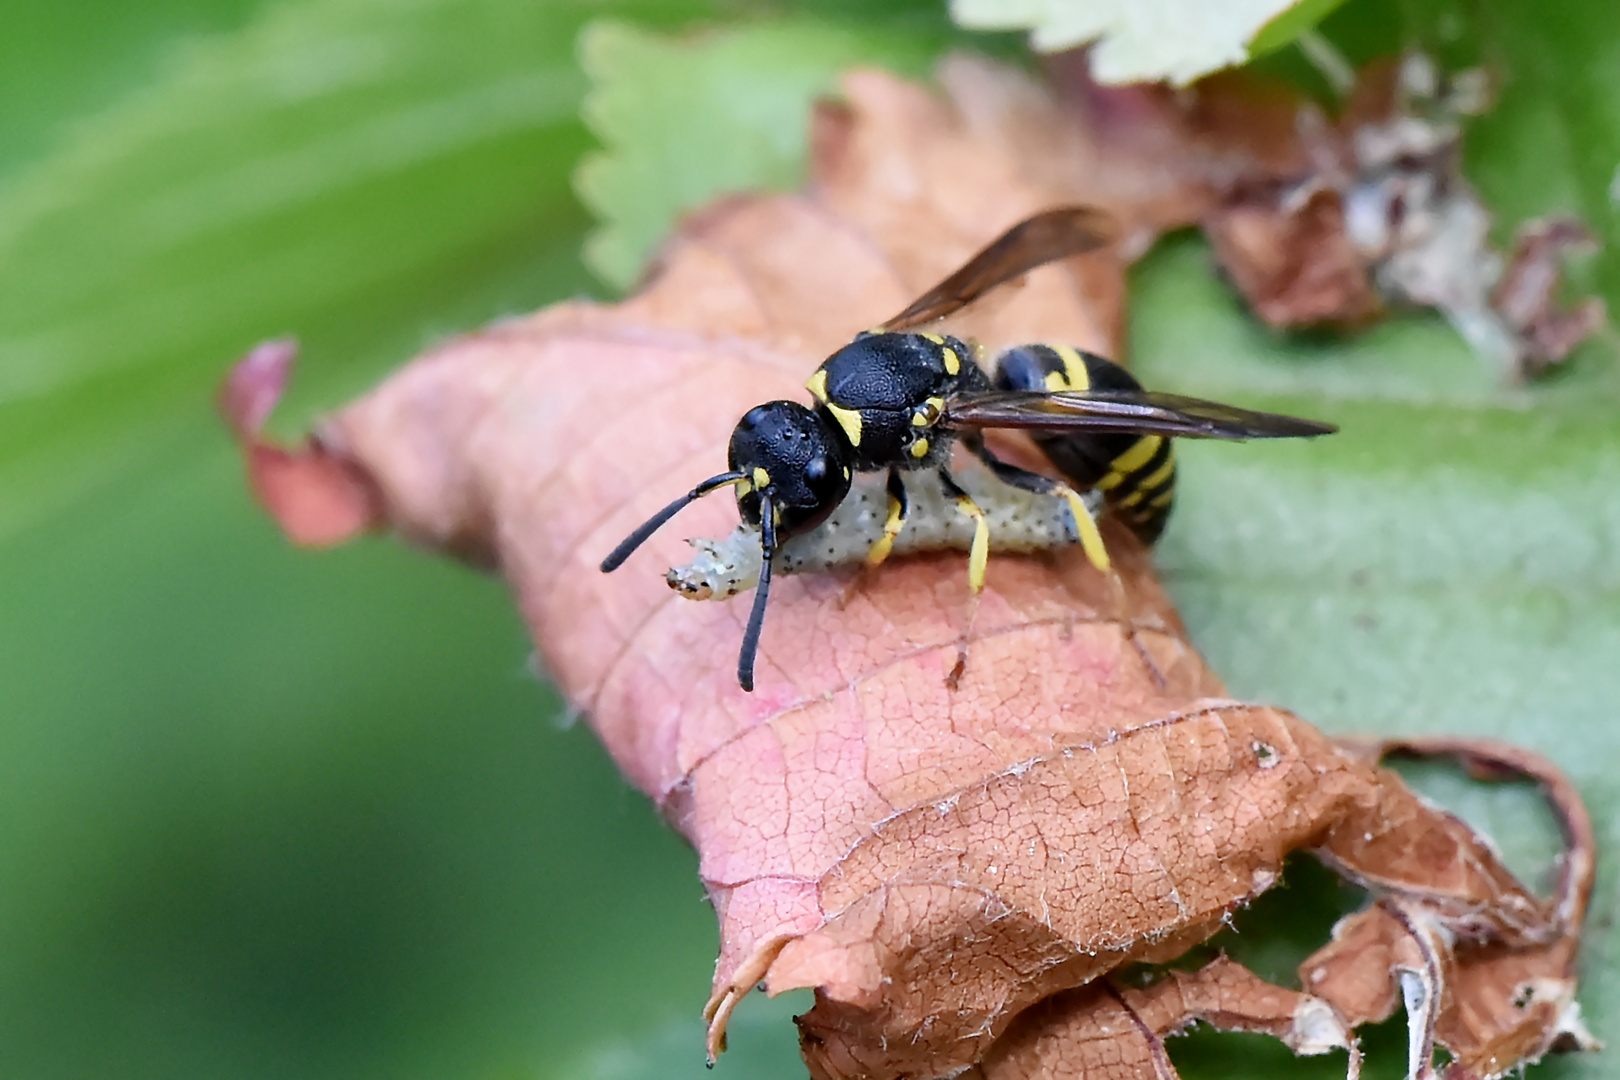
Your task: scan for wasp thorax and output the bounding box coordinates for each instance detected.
[808,332,985,472]
[727,401,853,536]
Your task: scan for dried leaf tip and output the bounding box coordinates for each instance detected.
[220,339,384,548]
[219,337,300,438]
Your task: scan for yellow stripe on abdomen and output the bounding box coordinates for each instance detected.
[1095,435,1162,491]
[1110,435,1163,474]
[1113,441,1176,509]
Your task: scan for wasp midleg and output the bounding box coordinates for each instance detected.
[931,467,992,592]
[958,431,1113,573]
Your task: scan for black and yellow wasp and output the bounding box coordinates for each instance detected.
[602,207,1336,691]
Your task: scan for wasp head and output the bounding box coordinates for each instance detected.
[728,401,852,538]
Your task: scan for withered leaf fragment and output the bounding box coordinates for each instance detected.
[1049,51,1607,379]
[226,58,1596,1080]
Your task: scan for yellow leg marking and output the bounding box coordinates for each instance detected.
[866,491,906,566]
[1059,486,1112,573]
[955,495,990,592]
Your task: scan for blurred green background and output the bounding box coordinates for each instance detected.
[0,1,1615,1078]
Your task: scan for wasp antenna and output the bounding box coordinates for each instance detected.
[601,471,748,573]
[737,496,776,693]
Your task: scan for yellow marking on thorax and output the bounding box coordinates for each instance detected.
[824,401,863,447]
[804,368,829,402]
[917,333,961,375]
[909,437,930,459]
[1052,345,1091,391]
[911,397,945,426]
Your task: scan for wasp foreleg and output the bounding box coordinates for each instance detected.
[737,495,777,692]
[865,469,909,568]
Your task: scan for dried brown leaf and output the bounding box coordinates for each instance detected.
[1046,52,1606,375]
[225,58,1595,1080]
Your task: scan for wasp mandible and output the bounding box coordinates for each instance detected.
[602,207,1336,691]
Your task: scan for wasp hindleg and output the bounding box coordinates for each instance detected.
[968,438,1112,574]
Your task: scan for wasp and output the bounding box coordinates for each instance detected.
[601,207,1336,691]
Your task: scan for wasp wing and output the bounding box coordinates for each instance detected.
[942,390,1337,440]
[879,206,1120,332]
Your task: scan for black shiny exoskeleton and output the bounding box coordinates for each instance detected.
[992,344,1177,543]
[601,207,1337,691]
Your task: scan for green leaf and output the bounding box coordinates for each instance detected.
[0,0,270,176]
[1247,0,1352,58]
[949,0,1337,84]
[0,0,723,544]
[575,17,949,290]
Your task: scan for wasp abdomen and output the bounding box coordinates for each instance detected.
[991,344,1177,544]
